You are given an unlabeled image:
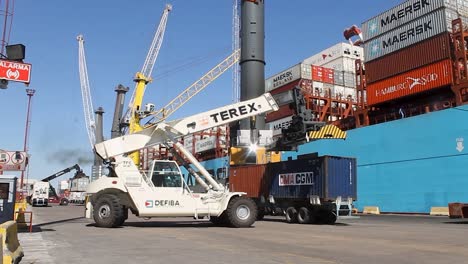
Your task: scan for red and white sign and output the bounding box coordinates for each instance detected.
[0,150,27,171]
[0,59,32,83]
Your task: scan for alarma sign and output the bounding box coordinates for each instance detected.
[0,59,32,83]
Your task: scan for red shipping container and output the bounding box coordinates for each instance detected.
[323,67,335,84]
[365,33,451,84]
[367,59,453,105]
[312,65,324,82]
[229,164,267,198]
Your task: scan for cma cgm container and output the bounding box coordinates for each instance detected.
[365,33,451,84]
[228,156,357,224]
[364,8,467,62]
[367,59,453,105]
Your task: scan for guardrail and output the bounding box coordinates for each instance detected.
[0,221,24,264]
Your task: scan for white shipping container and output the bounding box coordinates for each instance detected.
[195,136,217,153]
[311,81,324,96]
[321,57,359,72]
[323,83,334,97]
[183,136,194,153]
[344,72,356,88]
[266,116,293,137]
[59,180,69,191]
[334,71,345,86]
[70,177,89,192]
[303,43,364,66]
[364,8,468,62]
[266,63,311,92]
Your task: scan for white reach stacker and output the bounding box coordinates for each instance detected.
[85,93,278,228]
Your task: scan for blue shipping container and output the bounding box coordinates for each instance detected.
[268,156,357,201]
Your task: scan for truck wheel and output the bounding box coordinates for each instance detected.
[297,207,311,224]
[325,211,337,225]
[93,194,124,228]
[285,207,298,224]
[226,196,257,228]
[60,199,69,206]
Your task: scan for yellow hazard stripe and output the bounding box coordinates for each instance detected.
[308,125,347,140]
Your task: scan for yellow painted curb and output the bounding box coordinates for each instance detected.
[0,221,24,264]
[430,207,449,216]
[363,206,380,215]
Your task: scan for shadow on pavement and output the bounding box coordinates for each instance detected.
[261,218,349,226]
[443,221,468,224]
[86,221,215,228]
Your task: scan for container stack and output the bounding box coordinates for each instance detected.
[303,42,364,99]
[362,0,468,106]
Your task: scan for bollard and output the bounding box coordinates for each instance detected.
[363,206,380,215]
[0,221,24,264]
[430,207,449,216]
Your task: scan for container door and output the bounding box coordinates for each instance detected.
[324,156,357,200]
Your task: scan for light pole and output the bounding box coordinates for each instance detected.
[20,88,35,199]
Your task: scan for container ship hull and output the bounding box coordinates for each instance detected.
[282,104,468,213]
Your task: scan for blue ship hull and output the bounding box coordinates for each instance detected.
[282,106,468,213]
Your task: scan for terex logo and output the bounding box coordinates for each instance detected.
[375,72,438,97]
[210,103,259,123]
[380,0,430,27]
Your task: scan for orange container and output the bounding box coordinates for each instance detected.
[229,164,267,198]
[366,59,453,105]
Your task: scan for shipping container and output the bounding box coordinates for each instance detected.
[362,0,446,41]
[344,72,356,88]
[323,68,335,84]
[229,164,267,198]
[266,116,293,136]
[334,71,345,86]
[364,8,467,62]
[364,33,451,84]
[303,42,364,66]
[195,136,217,153]
[320,57,359,72]
[312,65,324,82]
[312,81,325,96]
[267,156,356,200]
[266,63,311,92]
[272,89,295,106]
[367,59,453,105]
[333,86,356,100]
[70,177,89,192]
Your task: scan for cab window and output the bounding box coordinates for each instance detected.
[152,162,182,188]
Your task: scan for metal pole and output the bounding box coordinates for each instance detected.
[20,88,35,198]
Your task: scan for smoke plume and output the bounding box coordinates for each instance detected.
[48,149,94,166]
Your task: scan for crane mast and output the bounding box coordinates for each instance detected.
[232,0,241,102]
[77,34,96,148]
[123,4,172,134]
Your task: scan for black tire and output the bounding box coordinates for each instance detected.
[325,211,337,225]
[116,207,128,226]
[59,199,69,206]
[225,196,257,228]
[285,207,298,224]
[297,207,311,224]
[210,213,228,226]
[256,208,265,221]
[93,194,124,228]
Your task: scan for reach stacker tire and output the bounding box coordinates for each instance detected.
[225,196,257,228]
[285,207,298,224]
[297,207,311,224]
[93,194,125,228]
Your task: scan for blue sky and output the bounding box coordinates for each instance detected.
[0,0,401,185]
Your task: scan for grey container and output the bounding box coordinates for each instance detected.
[362,0,445,41]
[334,71,345,86]
[267,156,357,201]
[364,8,468,62]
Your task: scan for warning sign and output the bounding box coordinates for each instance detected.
[0,150,27,171]
[0,59,32,83]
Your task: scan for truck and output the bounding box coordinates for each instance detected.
[85,93,279,228]
[229,155,357,225]
[30,164,85,207]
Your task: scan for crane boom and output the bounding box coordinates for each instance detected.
[123,4,172,129]
[41,164,82,182]
[95,93,278,159]
[143,49,241,124]
[77,34,96,148]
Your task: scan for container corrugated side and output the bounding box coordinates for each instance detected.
[323,156,357,200]
[265,104,295,123]
[229,165,267,198]
[303,43,364,66]
[362,0,445,41]
[364,9,459,62]
[266,63,311,92]
[365,33,451,84]
[367,59,453,105]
